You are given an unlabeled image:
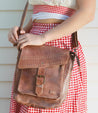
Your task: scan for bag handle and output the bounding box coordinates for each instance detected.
[13,0,78,49]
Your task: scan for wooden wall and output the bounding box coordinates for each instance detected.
[0,0,98,112]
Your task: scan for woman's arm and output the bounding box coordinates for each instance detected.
[17,0,96,49]
[41,0,96,43]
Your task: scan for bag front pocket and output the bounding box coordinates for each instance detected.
[18,65,64,99]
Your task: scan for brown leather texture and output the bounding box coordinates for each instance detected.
[18,45,70,68]
[13,45,75,109]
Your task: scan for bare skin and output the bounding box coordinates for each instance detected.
[8,0,96,50]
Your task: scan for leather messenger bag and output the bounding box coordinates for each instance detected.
[13,1,80,109]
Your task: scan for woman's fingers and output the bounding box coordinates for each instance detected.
[16,33,44,50]
[18,34,26,41]
[13,26,19,40]
[8,26,19,45]
[8,25,27,46]
[17,34,32,49]
[8,32,16,44]
[19,41,30,50]
[17,38,28,49]
[20,30,26,34]
[8,37,14,44]
[11,33,17,43]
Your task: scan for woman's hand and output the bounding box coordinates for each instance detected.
[8,26,26,45]
[17,33,45,50]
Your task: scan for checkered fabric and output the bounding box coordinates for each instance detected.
[33,5,76,16]
[9,6,87,113]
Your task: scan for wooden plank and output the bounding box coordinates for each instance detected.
[0,29,98,47]
[0,99,10,113]
[88,99,98,113]
[78,29,98,46]
[0,48,18,64]
[0,10,98,29]
[0,65,15,81]
[0,0,33,10]
[0,63,98,83]
[87,64,98,82]
[0,64,98,101]
[88,82,98,99]
[83,9,98,28]
[0,11,32,29]
[0,71,98,99]
[0,82,12,98]
[97,0,98,9]
[0,46,98,64]
[0,30,12,47]
[81,46,98,64]
[0,28,98,47]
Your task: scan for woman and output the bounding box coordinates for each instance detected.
[8,0,96,112]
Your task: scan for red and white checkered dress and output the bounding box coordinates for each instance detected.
[9,5,87,113]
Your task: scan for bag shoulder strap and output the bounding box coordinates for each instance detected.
[14,0,78,49]
[17,1,29,36]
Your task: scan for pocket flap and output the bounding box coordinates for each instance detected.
[18,45,70,69]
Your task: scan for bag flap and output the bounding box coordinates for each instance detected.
[18,45,70,69]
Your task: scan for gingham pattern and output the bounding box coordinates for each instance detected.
[9,6,87,113]
[33,5,76,16]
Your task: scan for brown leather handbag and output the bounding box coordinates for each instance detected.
[13,1,80,109]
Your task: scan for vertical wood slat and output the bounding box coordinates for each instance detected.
[0,99,10,113]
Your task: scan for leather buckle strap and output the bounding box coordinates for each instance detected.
[36,75,45,87]
[35,67,45,96]
[72,48,81,72]
[71,31,78,49]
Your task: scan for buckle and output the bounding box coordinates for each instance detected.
[36,75,45,86]
[35,75,45,96]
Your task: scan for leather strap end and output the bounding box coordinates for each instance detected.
[35,68,45,96]
[71,31,78,49]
